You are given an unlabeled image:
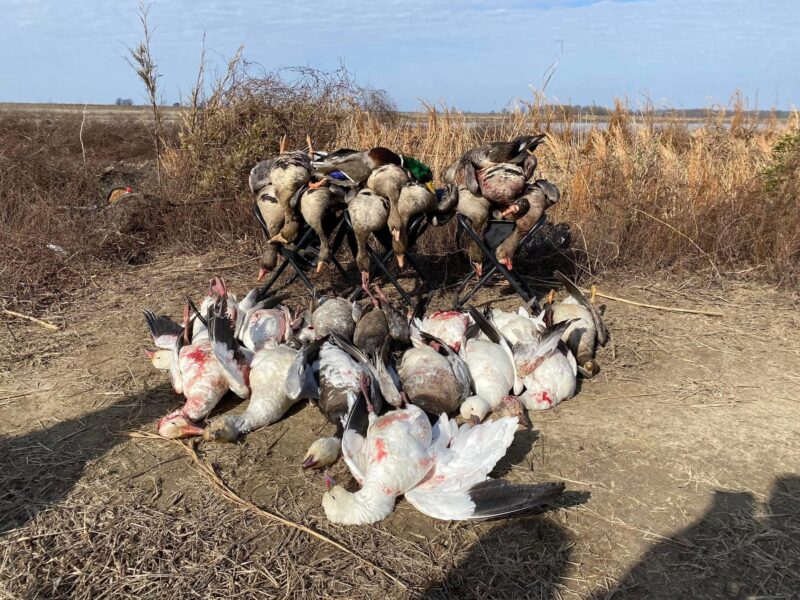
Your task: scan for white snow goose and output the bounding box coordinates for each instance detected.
[202,295,299,443]
[323,402,565,524]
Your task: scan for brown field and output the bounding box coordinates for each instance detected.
[1,92,799,599]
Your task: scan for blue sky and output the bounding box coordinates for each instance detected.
[2,0,798,110]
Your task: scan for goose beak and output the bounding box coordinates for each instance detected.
[302,455,318,469]
[391,228,401,242]
[180,423,205,437]
[500,258,513,271]
[469,415,481,426]
[257,266,269,282]
[396,254,405,268]
[501,205,520,218]
[316,262,325,273]
[546,289,556,304]
[425,181,436,194]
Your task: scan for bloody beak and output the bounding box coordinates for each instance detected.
[144,348,156,359]
[180,423,205,437]
[324,475,335,490]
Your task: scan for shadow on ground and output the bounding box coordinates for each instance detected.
[422,491,588,600]
[0,383,173,534]
[589,475,800,599]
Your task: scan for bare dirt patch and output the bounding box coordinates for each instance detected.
[1,253,798,599]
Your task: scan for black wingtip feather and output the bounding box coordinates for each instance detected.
[468,305,503,345]
[469,480,566,519]
[142,310,184,339]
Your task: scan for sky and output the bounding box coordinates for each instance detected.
[2,0,798,111]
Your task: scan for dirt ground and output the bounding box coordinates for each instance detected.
[1,250,798,599]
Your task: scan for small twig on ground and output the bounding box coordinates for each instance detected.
[587,291,724,317]
[2,309,60,331]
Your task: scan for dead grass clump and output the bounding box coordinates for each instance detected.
[162,58,395,202]
[0,115,170,311]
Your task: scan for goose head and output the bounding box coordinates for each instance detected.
[322,483,391,525]
[145,348,172,370]
[302,436,340,469]
[157,412,204,439]
[202,415,243,443]
[459,395,491,424]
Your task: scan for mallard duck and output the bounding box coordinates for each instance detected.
[552,270,608,377]
[494,179,560,271]
[255,186,285,280]
[299,186,344,273]
[457,186,492,275]
[347,189,390,304]
[444,134,546,185]
[470,153,537,206]
[269,149,312,245]
[368,163,408,259]
[249,159,275,195]
[313,147,402,184]
[323,402,564,524]
[390,183,458,268]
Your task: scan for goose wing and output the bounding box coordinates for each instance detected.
[208,296,252,399]
[405,416,561,520]
[143,310,183,349]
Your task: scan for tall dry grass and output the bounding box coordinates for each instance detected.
[332,98,798,281]
[2,78,798,314]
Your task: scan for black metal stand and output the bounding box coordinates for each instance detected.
[452,212,547,309]
[346,211,435,309]
[253,203,351,298]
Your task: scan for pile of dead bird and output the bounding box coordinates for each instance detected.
[142,271,606,525]
[250,135,560,293]
[141,135,600,525]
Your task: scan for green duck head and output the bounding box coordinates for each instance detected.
[400,155,434,189]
